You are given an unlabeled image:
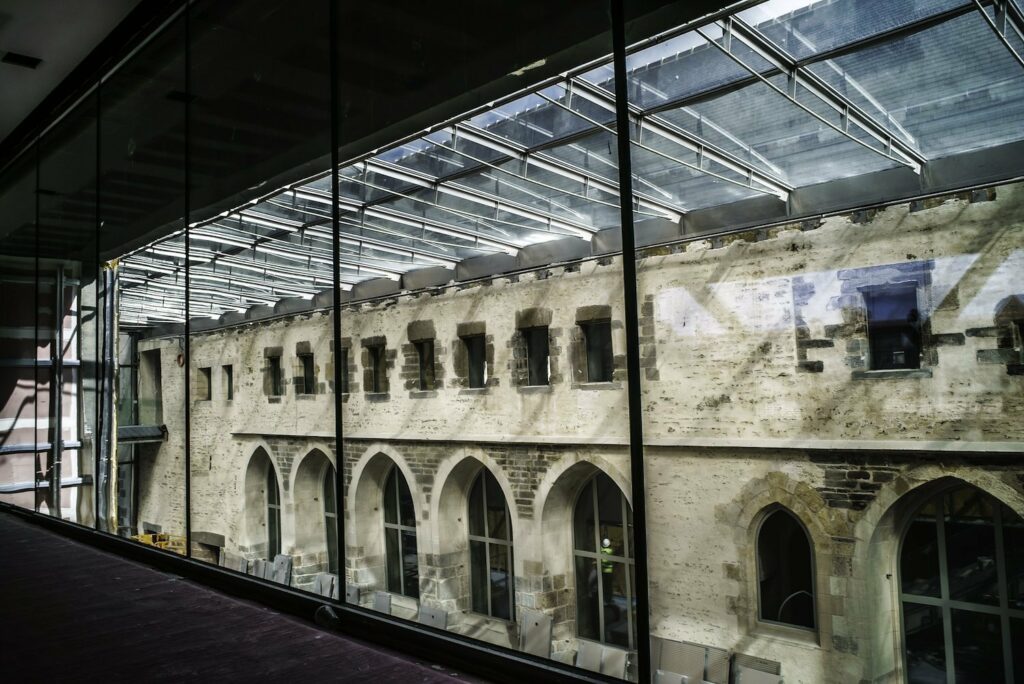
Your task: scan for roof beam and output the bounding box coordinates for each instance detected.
[569,76,792,198]
[973,0,1024,70]
[708,17,926,172]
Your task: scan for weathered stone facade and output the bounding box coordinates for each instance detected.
[132,181,1024,683]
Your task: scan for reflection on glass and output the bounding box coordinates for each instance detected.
[468,469,514,620]
[902,500,940,597]
[944,489,998,606]
[951,609,1003,684]
[903,604,945,684]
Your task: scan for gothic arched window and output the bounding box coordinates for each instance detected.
[468,469,514,619]
[383,466,419,599]
[572,472,635,649]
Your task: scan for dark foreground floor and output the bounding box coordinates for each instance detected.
[0,512,477,683]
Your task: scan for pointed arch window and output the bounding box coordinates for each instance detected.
[323,465,339,575]
[383,466,419,599]
[572,472,635,649]
[900,486,1024,683]
[266,467,281,558]
[468,469,514,620]
[757,508,815,630]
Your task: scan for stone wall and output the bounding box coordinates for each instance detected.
[129,181,1024,683]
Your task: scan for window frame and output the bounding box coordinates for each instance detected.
[414,338,435,391]
[268,355,284,397]
[523,325,550,386]
[266,465,282,559]
[571,472,636,650]
[367,343,386,394]
[322,464,339,575]
[467,468,515,621]
[462,334,488,389]
[863,284,923,371]
[754,506,817,633]
[222,364,233,401]
[298,352,315,395]
[580,318,614,383]
[382,465,419,599]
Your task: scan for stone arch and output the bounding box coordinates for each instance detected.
[241,447,283,559]
[291,448,336,571]
[724,472,833,658]
[855,469,1024,684]
[426,450,519,618]
[346,443,424,595]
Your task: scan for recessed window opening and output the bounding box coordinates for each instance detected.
[323,465,339,575]
[414,339,434,390]
[899,485,1024,683]
[139,349,162,424]
[573,472,635,649]
[757,508,815,630]
[468,469,514,620]
[524,326,549,386]
[368,344,386,393]
[196,367,211,401]
[383,466,419,599]
[581,319,613,383]
[865,286,921,370]
[340,348,349,394]
[268,355,283,396]
[222,364,233,400]
[299,353,315,395]
[266,467,281,559]
[1013,319,1024,363]
[463,335,487,388]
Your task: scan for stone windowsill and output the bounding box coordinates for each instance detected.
[365,392,390,402]
[751,620,821,648]
[458,387,489,396]
[409,390,438,399]
[267,395,282,403]
[296,393,317,401]
[575,381,622,391]
[851,368,933,380]
[517,384,552,394]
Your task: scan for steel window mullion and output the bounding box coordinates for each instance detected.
[935,501,955,684]
[993,505,1014,682]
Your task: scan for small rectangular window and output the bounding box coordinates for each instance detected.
[463,335,487,388]
[222,364,233,400]
[368,345,386,393]
[524,326,549,386]
[340,347,349,394]
[268,356,283,396]
[865,287,921,370]
[299,353,315,395]
[196,367,211,401]
[415,339,434,390]
[581,320,613,382]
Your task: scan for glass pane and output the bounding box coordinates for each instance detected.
[575,555,601,642]
[597,475,626,558]
[603,560,630,648]
[1003,504,1024,609]
[468,472,485,537]
[470,539,488,615]
[1012,619,1024,684]
[902,503,941,597]
[401,530,420,600]
[383,470,398,525]
[485,470,508,541]
[951,609,1004,684]
[490,543,512,621]
[385,527,401,594]
[105,13,187,552]
[945,489,999,606]
[397,470,416,528]
[903,604,946,684]
[758,511,814,629]
[574,481,596,553]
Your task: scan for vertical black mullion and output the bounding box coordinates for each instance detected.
[94,82,102,531]
[935,498,954,684]
[993,505,1014,682]
[183,2,192,558]
[330,0,346,607]
[33,141,40,514]
[610,0,651,675]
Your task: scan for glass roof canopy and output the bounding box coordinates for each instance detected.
[118,0,1024,326]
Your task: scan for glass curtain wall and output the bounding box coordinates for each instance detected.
[2,1,1024,683]
[624,2,1024,684]
[185,0,334,583]
[0,153,40,512]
